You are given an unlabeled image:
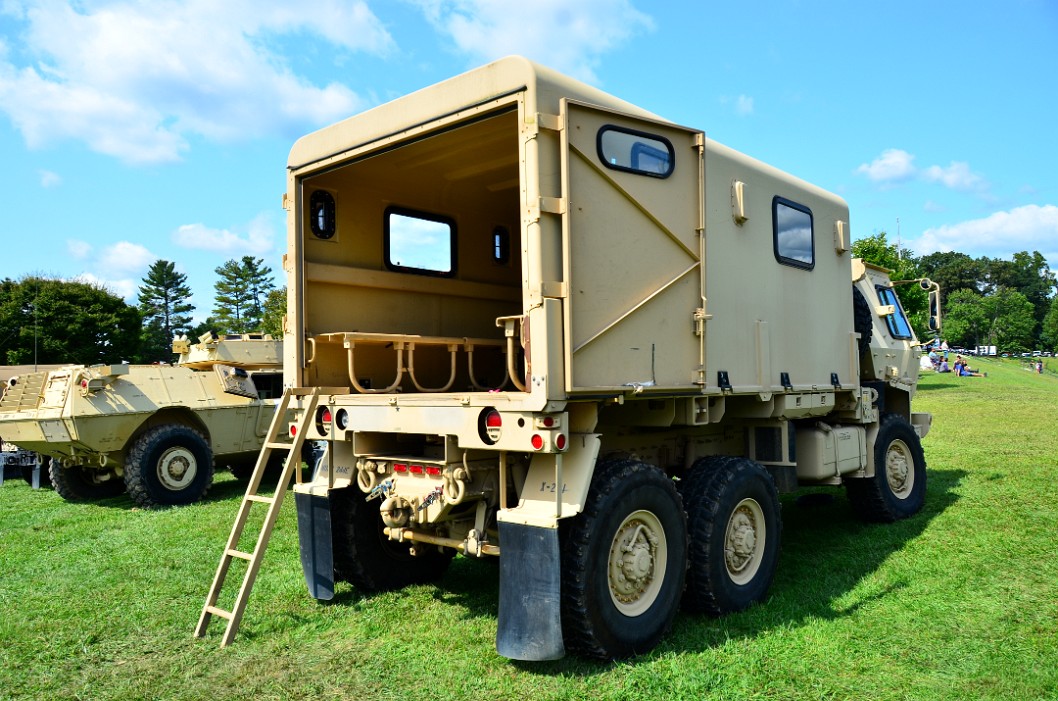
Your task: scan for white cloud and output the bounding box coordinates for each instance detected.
[735,95,754,116]
[410,0,654,83]
[856,149,917,184]
[0,1,392,164]
[97,241,157,276]
[75,272,137,300]
[38,169,61,187]
[66,239,92,259]
[914,204,1058,264]
[922,161,986,192]
[173,213,275,255]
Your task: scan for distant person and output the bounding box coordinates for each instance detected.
[938,359,950,373]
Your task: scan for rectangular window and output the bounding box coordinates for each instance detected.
[876,286,913,339]
[597,126,674,178]
[384,207,456,277]
[772,197,814,269]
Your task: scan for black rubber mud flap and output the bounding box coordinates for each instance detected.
[496,521,565,661]
[295,491,335,601]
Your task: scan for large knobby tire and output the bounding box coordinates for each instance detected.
[124,425,214,508]
[853,285,873,358]
[845,413,926,522]
[49,460,125,501]
[560,458,688,660]
[683,456,782,616]
[330,487,452,592]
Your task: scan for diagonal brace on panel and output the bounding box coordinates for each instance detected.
[568,143,700,261]
[572,261,700,354]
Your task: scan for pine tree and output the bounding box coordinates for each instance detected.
[241,255,275,327]
[137,260,195,361]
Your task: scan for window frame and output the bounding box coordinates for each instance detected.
[772,196,815,270]
[596,125,676,179]
[383,206,457,278]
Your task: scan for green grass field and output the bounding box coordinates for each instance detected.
[2,357,1056,700]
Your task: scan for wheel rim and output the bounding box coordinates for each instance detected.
[607,509,668,617]
[885,438,914,499]
[724,497,766,585]
[157,446,197,490]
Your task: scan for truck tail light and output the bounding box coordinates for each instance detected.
[479,407,502,444]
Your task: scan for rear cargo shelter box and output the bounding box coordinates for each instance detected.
[284,56,855,401]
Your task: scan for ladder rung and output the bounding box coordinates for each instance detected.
[265,441,293,450]
[246,495,275,504]
[206,606,234,620]
[226,548,253,561]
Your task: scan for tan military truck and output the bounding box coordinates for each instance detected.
[0,333,283,507]
[278,57,938,661]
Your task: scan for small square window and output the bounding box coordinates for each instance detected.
[773,197,814,269]
[384,207,456,277]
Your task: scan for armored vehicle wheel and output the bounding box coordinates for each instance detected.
[49,461,124,501]
[845,413,926,522]
[331,487,452,591]
[560,458,687,660]
[683,457,781,616]
[124,425,214,508]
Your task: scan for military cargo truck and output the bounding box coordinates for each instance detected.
[280,57,937,661]
[0,333,283,508]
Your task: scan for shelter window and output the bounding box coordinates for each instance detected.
[597,126,674,178]
[492,226,511,265]
[876,286,913,339]
[384,207,456,277]
[773,197,814,269]
[309,190,336,240]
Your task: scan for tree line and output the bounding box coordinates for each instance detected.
[852,234,1057,354]
[0,256,286,366]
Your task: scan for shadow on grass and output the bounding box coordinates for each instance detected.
[915,378,963,390]
[341,467,966,676]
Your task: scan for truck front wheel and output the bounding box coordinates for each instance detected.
[124,425,214,508]
[845,413,926,522]
[683,457,781,615]
[49,461,124,501]
[560,458,688,660]
[330,487,452,591]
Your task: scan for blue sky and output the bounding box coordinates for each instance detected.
[2,0,1056,323]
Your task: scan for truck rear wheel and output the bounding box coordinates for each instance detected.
[49,461,124,501]
[683,457,781,615]
[124,425,214,508]
[560,458,687,660]
[845,413,926,522]
[330,487,452,591]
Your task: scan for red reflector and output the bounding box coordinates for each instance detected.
[393,463,408,473]
[531,434,544,450]
[556,434,567,450]
[290,426,297,436]
[321,408,332,423]
[81,380,88,389]
[541,416,555,428]
[410,464,424,475]
[486,411,502,428]
[425,466,442,476]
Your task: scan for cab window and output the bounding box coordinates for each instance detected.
[876,286,913,339]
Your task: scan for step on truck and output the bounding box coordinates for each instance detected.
[283,56,938,661]
[0,333,284,508]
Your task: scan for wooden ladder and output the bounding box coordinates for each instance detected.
[194,386,321,646]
